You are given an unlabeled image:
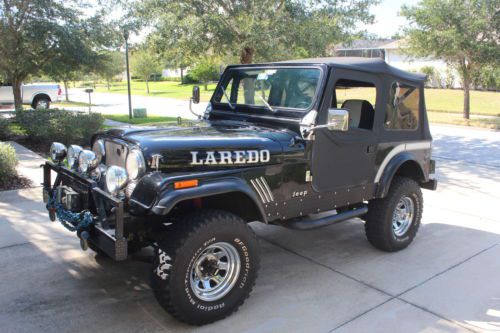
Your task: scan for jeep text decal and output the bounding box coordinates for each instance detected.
[190,150,270,165]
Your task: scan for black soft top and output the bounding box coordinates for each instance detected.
[272,57,426,83]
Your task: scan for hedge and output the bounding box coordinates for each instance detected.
[16,109,104,145]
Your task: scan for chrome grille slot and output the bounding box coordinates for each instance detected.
[104,140,128,168]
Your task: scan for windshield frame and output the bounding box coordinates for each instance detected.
[210,64,326,117]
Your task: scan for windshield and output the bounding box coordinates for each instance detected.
[213,67,321,111]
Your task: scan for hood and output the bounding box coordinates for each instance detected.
[104,121,296,172]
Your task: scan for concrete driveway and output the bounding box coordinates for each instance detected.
[0,124,499,333]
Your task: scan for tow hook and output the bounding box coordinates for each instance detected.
[79,231,90,251]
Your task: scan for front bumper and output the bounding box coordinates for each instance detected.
[43,161,128,261]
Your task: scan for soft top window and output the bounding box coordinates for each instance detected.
[213,67,321,111]
[385,82,420,130]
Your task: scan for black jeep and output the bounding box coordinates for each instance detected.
[43,57,437,325]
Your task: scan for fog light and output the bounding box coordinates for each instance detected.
[78,150,99,173]
[50,142,67,163]
[106,166,128,194]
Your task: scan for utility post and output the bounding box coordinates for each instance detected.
[124,29,133,120]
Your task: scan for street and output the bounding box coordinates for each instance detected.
[66,88,207,120]
[0,124,499,333]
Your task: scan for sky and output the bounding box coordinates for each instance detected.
[361,0,421,38]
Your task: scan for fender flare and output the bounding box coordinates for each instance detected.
[150,177,267,222]
[31,93,51,105]
[376,151,426,198]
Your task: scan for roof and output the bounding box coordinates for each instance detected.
[276,57,426,82]
[335,39,397,50]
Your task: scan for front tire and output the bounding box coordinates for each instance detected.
[151,210,260,325]
[365,177,423,252]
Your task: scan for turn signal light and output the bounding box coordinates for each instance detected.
[174,179,199,189]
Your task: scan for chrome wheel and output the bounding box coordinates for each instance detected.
[36,99,49,109]
[392,196,414,237]
[190,242,241,302]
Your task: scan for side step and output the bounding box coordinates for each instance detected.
[284,205,368,230]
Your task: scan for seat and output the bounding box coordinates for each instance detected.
[341,99,375,130]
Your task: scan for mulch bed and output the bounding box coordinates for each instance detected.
[14,137,50,158]
[0,175,33,191]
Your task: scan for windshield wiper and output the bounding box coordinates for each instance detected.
[256,94,276,113]
[220,86,235,110]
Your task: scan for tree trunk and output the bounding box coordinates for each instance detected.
[180,67,184,84]
[107,80,110,91]
[12,78,23,111]
[240,47,255,64]
[146,78,150,94]
[463,80,470,119]
[64,81,69,102]
[240,47,255,104]
[204,82,208,91]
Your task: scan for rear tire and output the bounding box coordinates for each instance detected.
[151,209,260,325]
[33,96,50,110]
[365,177,423,252]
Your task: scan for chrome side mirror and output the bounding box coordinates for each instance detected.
[326,108,349,131]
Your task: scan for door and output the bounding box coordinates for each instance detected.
[311,69,380,192]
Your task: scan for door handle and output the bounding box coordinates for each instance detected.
[367,145,376,154]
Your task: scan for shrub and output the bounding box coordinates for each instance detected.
[183,73,199,84]
[0,117,11,140]
[190,59,220,90]
[0,142,17,181]
[16,109,104,145]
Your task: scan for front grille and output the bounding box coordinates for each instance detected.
[105,140,128,168]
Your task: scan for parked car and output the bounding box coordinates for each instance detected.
[42,57,437,325]
[0,81,61,109]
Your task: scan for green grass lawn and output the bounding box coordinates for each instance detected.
[95,82,499,116]
[94,81,216,102]
[425,89,500,116]
[336,87,500,116]
[53,100,96,108]
[428,112,500,130]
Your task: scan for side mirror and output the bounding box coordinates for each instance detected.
[326,109,349,131]
[192,86,200,104]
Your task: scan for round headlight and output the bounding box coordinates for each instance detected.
[126,149,146,180]
[67,145,83,169]
[92,139,105,163]
[50,142,67,163]
[106,166,128,194]
[78,150,99,173]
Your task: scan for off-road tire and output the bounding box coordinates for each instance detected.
[151,209,260,325]
[365,177,423,252]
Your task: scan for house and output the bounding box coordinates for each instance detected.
[333,39,461,88]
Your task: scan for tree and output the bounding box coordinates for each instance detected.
[401,0,499,119]
[131,48,163,94]
[95,51,124,91]
[0,0,119,110]
[138,0,377,65]
[190,58,220,90]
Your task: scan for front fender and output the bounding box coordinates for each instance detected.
[150,177,267,222]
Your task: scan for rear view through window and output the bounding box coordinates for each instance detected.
[385,82,420,130]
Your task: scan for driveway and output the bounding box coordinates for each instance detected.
[0,124,499,333]
[66,88,207,120]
